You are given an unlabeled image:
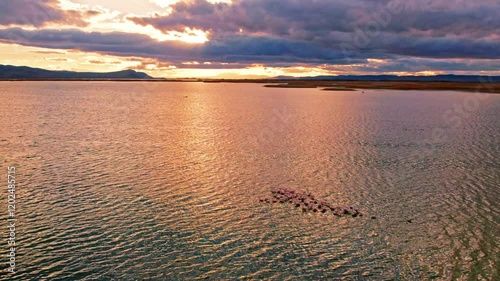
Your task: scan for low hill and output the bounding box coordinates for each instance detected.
[0,65,153,80]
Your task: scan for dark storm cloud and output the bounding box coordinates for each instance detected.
[201,35,366,64]
[131,0,500,59]
[0,0,99,27]
[0,28,365,66]
[0,28,196,61]
[350,58,500,74]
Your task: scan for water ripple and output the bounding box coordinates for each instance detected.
[0,82,498,280]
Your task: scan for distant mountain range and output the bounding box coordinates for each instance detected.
[1,65,499,82]
[0,65,153,79]
[274,74,500,83]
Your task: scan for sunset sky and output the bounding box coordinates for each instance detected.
[0,0,499,78]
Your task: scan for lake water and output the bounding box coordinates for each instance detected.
[0,82,499,280]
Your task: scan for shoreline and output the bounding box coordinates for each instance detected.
[263,80,500,94]
[1,79,499,94]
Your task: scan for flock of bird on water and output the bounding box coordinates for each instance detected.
[260,187,376,219]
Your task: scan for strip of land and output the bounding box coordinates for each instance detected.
[261,80,500,94]
[2,78,499,94]
[2,65,498,94]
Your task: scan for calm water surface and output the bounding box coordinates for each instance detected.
[0,82,499,280]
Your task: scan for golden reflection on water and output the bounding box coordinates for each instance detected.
[0,82,498,280]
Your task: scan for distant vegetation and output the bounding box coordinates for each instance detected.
[274,74,500,83]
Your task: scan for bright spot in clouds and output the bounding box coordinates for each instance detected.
[59,0,209,43]
[149,0,178,8]
[150,0,232,7]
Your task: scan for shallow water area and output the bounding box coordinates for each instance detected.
[0,81,498,280]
